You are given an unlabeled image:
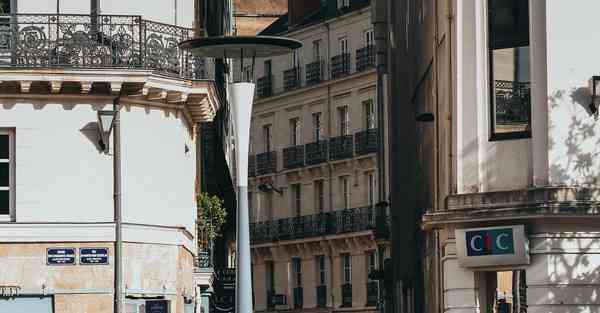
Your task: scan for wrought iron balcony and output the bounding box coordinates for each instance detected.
[305,140,328,165]
[366,281,379,307]
[341,283,352,307]
[256,151,276,175]
[248,155,256,178]
[283,67,300,92]
[316,285,327,308]
[494,80,531,126]
[356,45,375,72]
[355,128,378,155]
[283,145,304,169]
[293,287,303,308]
[256,75,272,98]
[330,53,350,79]
[197,250,212,269]
[250,206,379,243]
[0,14,213,79]
[305,60,323,86]
[329,135,353,160]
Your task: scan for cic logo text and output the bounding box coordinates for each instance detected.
[465,228,514,256]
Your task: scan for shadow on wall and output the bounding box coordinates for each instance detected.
[80,122,104,153]
[548,87,600,186]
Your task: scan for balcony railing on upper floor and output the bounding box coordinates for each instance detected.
[256,75,272,98]
[329,134,354,160]
[330,53,351,79]
[283,67,300,92]
[305,140,328,165]
[0,14,214,80]
[283,145,305,169]
[356,45,375,72]
[256,151,276,176]
[196,250,212,269]
[355,128,378,155]
[305,60,324,86]
[248,155,256,178]
[250,206,383,243]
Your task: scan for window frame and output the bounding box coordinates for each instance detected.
[338,36,349,55]
[363,99,375,129]
[364,29,374,47]
[0,128,15,221]
[314,179,324,213]
[338,106,349,136]
[342,253,352,284]
[341,176,350,209]
[487,0,532,141]
[366,172,376,207]
[316,255,327,286]
[292,183,301,217]
[262,124,272,152]
[289,117,301,146]
[292,257,302,287]
[366,250,377,282]
[312,112,322,142]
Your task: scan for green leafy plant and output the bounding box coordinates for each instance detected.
[197,193,228,241]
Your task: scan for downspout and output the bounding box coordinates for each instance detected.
[113,96,123,313]
[325,19,335,308]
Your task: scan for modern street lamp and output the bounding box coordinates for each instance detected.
[180,36,301,313]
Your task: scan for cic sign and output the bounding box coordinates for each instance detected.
[456,225,529,268]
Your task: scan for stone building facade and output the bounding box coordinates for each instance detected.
[384,0,600,313]
[243,1,389,312]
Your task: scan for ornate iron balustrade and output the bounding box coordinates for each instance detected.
[197,250,212,269]
[355,128,378,155]
[0,14,214,79]
[250,206,379,243]
[256,151,276,175]
[356,45,375,72]
[494,80,531,125]
[305,140,328,165]
[248,155,256,178]
[331,53,350,79]
[329,135,354,160]
[283,145,304,169]
[341,283,352,307]
[293,287,303,309]
[305,60,323,86]
[283,67,300,92]
[366,281,379,307]
[256,75,272,98]
[316,285,327,308]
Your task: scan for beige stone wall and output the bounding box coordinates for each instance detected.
[54,294,113,313]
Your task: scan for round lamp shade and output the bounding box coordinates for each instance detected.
[180,36,303,58]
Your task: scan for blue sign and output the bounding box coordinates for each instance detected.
[146,300,169,313]
[466,228,514,256]
[47,248,76,265]
[80,248,109,265]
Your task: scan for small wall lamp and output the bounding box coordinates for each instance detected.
[257,182,283,195]
[590,76,600,116]
[97,110,116,153]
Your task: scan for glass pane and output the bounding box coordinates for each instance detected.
[0,163,8,186]
[0,135,8,159]
[0,190,9,215]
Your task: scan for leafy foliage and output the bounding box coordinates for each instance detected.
[197,193,227,240]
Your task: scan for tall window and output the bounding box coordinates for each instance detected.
[264,59,272,76]
[248,191,254,222]
[342,253,352,284]
[263,124,272,152]
[363,100,375,129]
[292,257,302,287]
[262,192,273,220]
[0,129,13,219]
[364,29,374,47]
[312,40,321,61]
[488,0,531,140]
[316,255,327,286]
[338,106,349,136]
[312,112,322,141]
[290,118,301,146]
[366,251,376,281]
[266,260,275,307]
[292,184,301,216]
[314,180,324,213]
[339,37,349,55]
[341,176,350,209]
[366,172,376,207]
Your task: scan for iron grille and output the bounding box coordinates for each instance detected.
[256,151,276,175]
[305,60,323,86]
[256,75,272,98]
[356,45,375,72]
[355,128,378,155]
[330,53,350,79]
[305,141,328,165]
[197,250,212,269]
[283,67,300,91]
[329,135,353,160]
[283,145,305,169]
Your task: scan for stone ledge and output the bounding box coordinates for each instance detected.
[422,187,600,229]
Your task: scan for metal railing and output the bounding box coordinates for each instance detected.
[366,281,379,307]
[356,45,375,72]
[256,151,276,175]
[256,75,272,98]
[0,14,214,79]
[250,206,380,243]
[197,250,212,269]
[341,283,352,307]
[494,80,531,125]
[248,155,256,177]
[330,53,350,79]
[329,135,354,160]
[305,60,323,86]
[283,145,304,169]
[305,140,328,165]
[355,128,378,155]
[283,67,300,91]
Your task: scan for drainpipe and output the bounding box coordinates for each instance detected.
[113,96,123,313]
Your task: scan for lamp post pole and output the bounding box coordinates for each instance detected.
[113,97,124,313]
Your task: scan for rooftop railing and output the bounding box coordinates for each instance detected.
[0,14,214,79]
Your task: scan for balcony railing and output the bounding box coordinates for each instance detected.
[355,128,378,155]
[283,145,304,169]
[305,140,328,165]
[0,14,213,79]
[356,45,375,72]
[197,250,212,269]
[257,75,272,98]
[305,60,323,86]
[329,135,354,160]
[341,283,352,307]
[316,285,327,308]
[256,151,276,175]
[248,155,256,178]
[250,206,380,243]
[293,287,303,309]
[283,67,300,91]
[366,281,379,307]
[331,53,350,79]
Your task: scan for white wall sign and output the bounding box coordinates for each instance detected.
[455,225,529,268]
